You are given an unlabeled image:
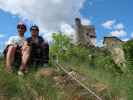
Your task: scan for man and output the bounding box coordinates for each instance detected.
[26,25,49,66]
[4,22,30,75]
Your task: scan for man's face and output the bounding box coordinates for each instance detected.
[17,25,26,35]
[31,29,38,37]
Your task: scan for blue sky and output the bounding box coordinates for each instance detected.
[81,0,133,44]
[0,0,132,50]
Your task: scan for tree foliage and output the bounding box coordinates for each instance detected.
[123,40,133,70]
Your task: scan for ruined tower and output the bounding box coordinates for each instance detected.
[75,18,96,47]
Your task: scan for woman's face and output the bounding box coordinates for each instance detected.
[17,25,26,36]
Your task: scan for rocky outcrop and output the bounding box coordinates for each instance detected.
[110,47,127,72]
[75,18,96,47]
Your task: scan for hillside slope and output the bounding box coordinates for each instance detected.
[0,34,133,100]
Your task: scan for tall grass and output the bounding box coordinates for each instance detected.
[1,33,133,100]
[0,60,59,100]
[50,33,133,100]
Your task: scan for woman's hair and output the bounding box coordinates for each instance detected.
[17,24,27,31]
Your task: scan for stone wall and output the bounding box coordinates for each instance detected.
[103,37,126,72]
[75,18,96,47]
[103,37,123,48]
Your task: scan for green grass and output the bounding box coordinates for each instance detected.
[1,35,133,100]
[57,46,133,100]
[50,33,133,99]
[50,42,133,100]
[0,60,59,100]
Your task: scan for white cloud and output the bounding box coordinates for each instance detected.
[0,0,85,32]
[102,19,128,38]
[110,30,127,37]
[114,23,124,30]
[40,23,77,43]
[102,20,115,29]
[122,38,129,42]
[60,24,75,35]
[96,39,104,47]
[0,0,87,42]
[60,23,77,43]
[81,18,91,25]
[40,31,53,43]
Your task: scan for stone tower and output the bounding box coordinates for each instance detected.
[75,18,96,47]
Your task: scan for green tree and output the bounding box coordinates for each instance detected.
[123,40,133,70]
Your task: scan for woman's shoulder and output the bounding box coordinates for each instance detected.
[6,36,18,45]
[7,36,20,43]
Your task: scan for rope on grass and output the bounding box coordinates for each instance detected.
[51,54,103,100]
[56,64,103,100]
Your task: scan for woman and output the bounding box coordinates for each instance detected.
[4,22,30,75]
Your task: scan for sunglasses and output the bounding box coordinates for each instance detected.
[31,28,39,31]
[17,27,25,29]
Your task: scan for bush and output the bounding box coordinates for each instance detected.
[123,40,133,70]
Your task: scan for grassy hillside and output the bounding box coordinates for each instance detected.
[50,33,133,100]
[0,33,133,100]
[0,62,58,100]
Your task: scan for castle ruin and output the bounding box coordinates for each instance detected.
[75,18,96,47]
